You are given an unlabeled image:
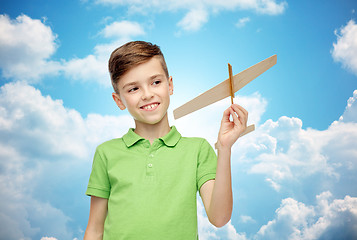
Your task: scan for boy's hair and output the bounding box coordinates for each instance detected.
[108,41,169,93]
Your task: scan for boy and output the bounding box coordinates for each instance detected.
[84,41,248,240]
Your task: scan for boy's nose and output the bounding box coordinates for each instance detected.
[141,88,154,100]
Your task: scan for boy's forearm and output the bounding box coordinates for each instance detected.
[208,146,233,227]
[84,196,107,240]
[83,229,104,240]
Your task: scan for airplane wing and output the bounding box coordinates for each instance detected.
[173,54,277,119]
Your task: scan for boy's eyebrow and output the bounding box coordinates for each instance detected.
[149,73,165,80]
[122,81,137,89]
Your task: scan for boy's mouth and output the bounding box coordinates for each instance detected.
[140,103,160,110]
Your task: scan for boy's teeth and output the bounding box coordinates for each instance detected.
[143,103,158,109]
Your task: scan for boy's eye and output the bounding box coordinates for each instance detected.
[128,87,138,93]
[152,80,161,85]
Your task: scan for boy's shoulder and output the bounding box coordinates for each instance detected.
[177,135,215,151]
[95,128,135,151]
[95,137,125,152]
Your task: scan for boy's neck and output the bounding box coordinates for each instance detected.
[134,114,171,144]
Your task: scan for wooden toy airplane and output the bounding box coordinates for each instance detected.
[173,54,277,138]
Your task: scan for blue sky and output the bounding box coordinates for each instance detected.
[1,0,357,239]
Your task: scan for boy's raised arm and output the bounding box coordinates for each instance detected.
[200,104,248,228]
[84,196,108,240]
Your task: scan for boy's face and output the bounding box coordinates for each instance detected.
[112,56,173,126]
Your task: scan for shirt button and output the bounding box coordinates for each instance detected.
[148,163,153,168]
[149,154,154,158]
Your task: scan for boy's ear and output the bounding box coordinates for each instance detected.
[112,92,126,110]
[168,76,174,95]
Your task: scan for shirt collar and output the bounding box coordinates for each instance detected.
[160,126,181,147]
[122,126,181,148]
[122,128,143,147]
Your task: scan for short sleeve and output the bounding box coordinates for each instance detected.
[196,139,217,191]
[86,147,111,199]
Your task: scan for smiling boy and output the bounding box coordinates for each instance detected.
[84,41,248,240]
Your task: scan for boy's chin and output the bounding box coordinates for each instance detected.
[134,117,165,126]
[138,113,170,125]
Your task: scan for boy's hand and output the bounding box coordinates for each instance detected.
[216,104,248,150]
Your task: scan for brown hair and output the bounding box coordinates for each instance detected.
[108,41,169,93]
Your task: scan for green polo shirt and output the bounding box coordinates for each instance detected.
[86,126,217,240]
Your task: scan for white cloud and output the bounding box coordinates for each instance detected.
[0,82,133,239]
[93,0,287,31]
[256,192,357,240]
[239,215,255,224]
[257,198,315,239]
[1,81,87,158]
[339,90,357,122]
[332,20,357,76]
[234,87,357,193]
[245,115,357,190]
[0,144,73,239]
[213,89,357,238]
[63,54,109,85]
[197,199,248,240]
[0,81,133,158]
[63,20,145,86]
[254,0,287,15]
[265,177,281,191]
[0,14,61,82]
[248,116,335,180]
[226,223,248,240]
[95,0,288,15]
[0,14,145,86]
[101,20,145,38]
[236,17,250,28]
[177,8,209,32]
